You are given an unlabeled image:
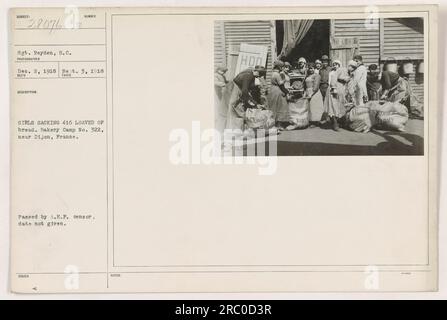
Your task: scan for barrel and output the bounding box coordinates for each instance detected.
[402,61,414,74]
[417,61,424,74]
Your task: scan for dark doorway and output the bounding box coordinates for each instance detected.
[276,20,330,65]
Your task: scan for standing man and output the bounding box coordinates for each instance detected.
[319,55,331,101]
[353,54,368,106]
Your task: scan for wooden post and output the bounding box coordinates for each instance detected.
[329,19,335,61]
[270,20,277,62]
[227,44,240,81]
[379,18,384,67]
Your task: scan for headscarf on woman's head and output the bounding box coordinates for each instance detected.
[273,60,285,70]
[298,57,307,64]
[347,60,358,69]
[332,60,342,67]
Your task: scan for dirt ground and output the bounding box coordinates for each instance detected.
[241,118,424,156]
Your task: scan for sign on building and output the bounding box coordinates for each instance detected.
[235,43,268,74]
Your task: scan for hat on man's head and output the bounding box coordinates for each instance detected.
[298,57,307,63]
[321,55,329,61]
[284,62,292,68]
[353,54,363,61]
[315,59,322,64]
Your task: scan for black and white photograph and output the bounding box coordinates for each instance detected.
[214,18,425,156]
[3,3,441,297]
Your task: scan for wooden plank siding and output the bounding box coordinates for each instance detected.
[214,19,424,102]
[408,71,424,103]
[332,19,380,66]
[332,18,424,102]
[214,20,275,84]
[382,18,424,60]
[382,18,424,100]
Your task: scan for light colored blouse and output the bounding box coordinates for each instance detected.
[329,67,350,88]
[271,70,285,87]
[304,73,321,94]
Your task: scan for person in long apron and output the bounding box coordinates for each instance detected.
[304,63,324,127]
[352,54,369,106]
[345,60,358,105]
[267,61,289,129]
[323,60,350,131]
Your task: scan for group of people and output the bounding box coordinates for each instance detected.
[214,54,415,136]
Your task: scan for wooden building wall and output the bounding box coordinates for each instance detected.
[331,19,380,66]
[213,20,275,83]
[214,19,424,102]
[213,21,226,69]
[332,18,424,102]
[382,18,424,60]
[382,18,424,101]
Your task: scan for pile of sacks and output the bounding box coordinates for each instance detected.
[345,101,409,133]
[245,107,276,130]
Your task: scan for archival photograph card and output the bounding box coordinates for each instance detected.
[9,5,438,293]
